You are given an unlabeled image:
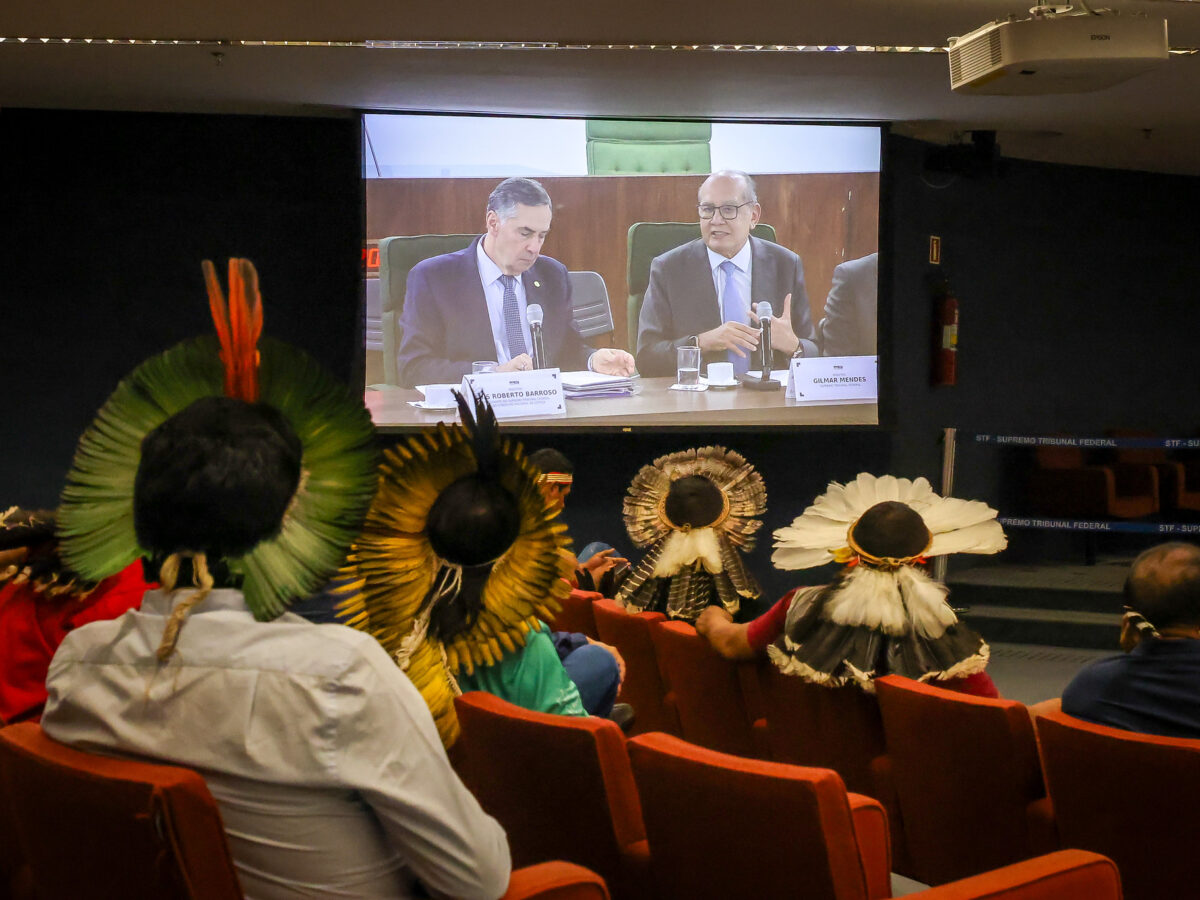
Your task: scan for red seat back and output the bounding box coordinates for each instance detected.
[592,599,679,736]
[875,676,1055,886]
[758,665,911,874]
[1036,709,1200,900]
[627,732,877,900]
[546,589,601,639]
[453,692,647,894]
[0,722,242,900]
[650,619,765,757]
[907,850,1121,900]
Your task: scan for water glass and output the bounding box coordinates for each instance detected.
[676,346,701,386]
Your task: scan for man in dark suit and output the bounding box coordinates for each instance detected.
[397,177,635,388]
[818,252,878,357]
[635,170,818,378]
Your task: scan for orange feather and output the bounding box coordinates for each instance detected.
[202,258,262,402]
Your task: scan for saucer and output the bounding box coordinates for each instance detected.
[407,400,459,411]
[702,377,739,390]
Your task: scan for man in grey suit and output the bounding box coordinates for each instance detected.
[818,252,878,357]
[635,170,818,378]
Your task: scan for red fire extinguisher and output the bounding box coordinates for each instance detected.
[931,278,958,386]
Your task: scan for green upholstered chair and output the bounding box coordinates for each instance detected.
[625,222,777,355]
[585,120,712,175]
[567,271,615,339]
[377,233,476,386]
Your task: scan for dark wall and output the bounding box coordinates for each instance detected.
[6,113,1200,601]
[883,135,1200,510]
[1,109,362,507]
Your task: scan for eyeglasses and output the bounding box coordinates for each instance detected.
[698,201,754,220]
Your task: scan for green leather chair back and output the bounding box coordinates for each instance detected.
[378,233,476,385]
[586,120,712,175]
[625,222,777,355]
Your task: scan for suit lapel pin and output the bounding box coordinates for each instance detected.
[533,280,541,289]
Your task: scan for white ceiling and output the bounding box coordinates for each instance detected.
[3,0,1200,174]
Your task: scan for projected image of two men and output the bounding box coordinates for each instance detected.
[363,115,880,429]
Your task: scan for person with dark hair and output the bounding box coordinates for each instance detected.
[635,170,818,377]
[696,473,1006,697]
[523,446,630,722]
[527,446,627,589]
[1062,542,1200,738]
[41,259,510,900]
[616,446,766,623]
[343,390,637,744]
[395,176,635,387]
[0,507,149,724]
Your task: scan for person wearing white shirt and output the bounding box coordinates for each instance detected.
[42,292,511,900]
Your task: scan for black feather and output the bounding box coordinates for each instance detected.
[453,387,501,480]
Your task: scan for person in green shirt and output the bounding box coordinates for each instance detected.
[342,390,594,747]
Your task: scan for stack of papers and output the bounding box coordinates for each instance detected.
[561,370,635,399]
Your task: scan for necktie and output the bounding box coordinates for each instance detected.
[721,260,749,374]
[499,275,528,359]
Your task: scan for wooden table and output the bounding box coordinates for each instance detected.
[366,375,877,431]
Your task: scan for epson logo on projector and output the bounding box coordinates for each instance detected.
[1091,34,1111,40]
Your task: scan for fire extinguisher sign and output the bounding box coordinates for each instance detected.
[929,236,942,265]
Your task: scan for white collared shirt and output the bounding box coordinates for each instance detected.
[707,240,754,325]
[43,588,510,900]
[477,240,530,364]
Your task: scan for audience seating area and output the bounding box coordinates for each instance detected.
[8,596,1180,898]
[0,721,617,900]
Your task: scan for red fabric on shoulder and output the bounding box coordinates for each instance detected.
[746,589,798,653]
[940,670,1001,698]
[0,562,149,723]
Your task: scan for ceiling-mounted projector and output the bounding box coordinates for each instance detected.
[948,6,1168,94]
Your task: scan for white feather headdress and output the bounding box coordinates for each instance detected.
[772,473,1006,571]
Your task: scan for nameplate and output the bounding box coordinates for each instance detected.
[461,369,566,420]
[786,356,878,401]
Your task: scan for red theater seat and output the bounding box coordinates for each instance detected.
[501,861,612,899]
[650,619,768,758]
[908,850,1121,900]
[0,721,243,900]
[1036,709,1200,900]
[547,588,602,639]
[453,692,650,898]
[874,676,1058,886]
[592,599,680,736]
[758,665,910,875]
[627,731,891,900]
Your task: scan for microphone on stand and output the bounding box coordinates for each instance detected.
[527,303,546,370]
[738,300,783,390]
[756,301,773,377]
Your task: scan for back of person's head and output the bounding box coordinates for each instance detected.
[663,475,726,530]
[527,447,573,477]
[133,395,302,561]
[849,500,932,561]
[1124,542,1200,629]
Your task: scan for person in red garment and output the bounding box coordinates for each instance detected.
[696,473,1007,697]
[0,508,150,723]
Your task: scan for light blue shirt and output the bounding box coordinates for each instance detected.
[476,240,530,364]
[707,240,754,325]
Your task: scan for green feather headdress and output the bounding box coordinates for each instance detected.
[56,259,379,619]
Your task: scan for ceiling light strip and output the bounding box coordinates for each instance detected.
[2,37,1197,53]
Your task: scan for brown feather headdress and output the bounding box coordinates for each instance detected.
[616,446,765,622]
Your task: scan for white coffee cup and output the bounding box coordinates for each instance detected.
[422,384,457,407]
[707,361,735,384]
